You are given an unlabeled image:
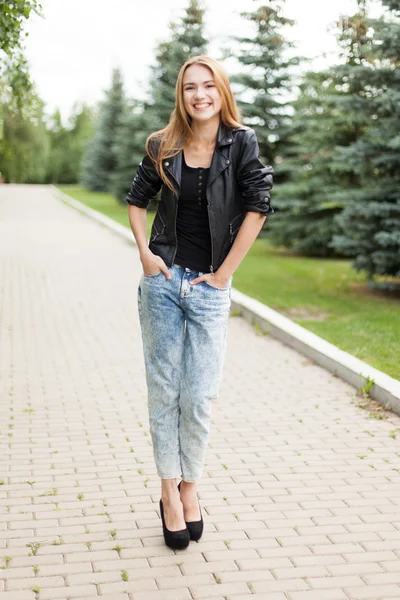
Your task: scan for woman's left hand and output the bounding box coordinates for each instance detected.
[189,272,230,289]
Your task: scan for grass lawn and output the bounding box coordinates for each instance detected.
[58,185,400,380]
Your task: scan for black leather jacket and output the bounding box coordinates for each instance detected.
[125,121,274,272]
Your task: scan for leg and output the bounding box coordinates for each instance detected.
[179,274,231,486]
[138,266,188,531]
[138,267,185,480]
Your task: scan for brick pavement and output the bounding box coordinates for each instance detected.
[1,184,400,600]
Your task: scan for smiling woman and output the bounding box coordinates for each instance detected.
[125,54,274,550]
[183,73,222,119]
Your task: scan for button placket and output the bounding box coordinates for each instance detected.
[198,169,203,205]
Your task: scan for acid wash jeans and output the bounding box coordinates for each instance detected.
[137,264,232,482]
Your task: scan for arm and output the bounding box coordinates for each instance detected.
[190,212,266,287]
[125,144,171,279]
[127,205,171,279]
[213,211,266,285]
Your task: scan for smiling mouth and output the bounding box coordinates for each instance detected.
[193,103,211,109]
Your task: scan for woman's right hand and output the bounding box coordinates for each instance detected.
[140,250,171,279]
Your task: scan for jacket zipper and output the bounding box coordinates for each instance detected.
[172,197,178,266]
[150,212,165,243]
[206,188,214,273]
[164,166,180,267]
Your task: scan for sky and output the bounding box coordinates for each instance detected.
[24,0,382,120]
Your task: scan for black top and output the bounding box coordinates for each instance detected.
[174,152,212,272]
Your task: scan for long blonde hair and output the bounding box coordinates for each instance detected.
[146,55,243,193]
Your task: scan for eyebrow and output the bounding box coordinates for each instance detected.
[183,80,215,86]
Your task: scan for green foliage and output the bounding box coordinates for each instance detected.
[0,1,42,106]
[46,104,94,184]
[145,0,208,127]
[359,376,375,399]
[0,94,94,183]
[0,0,41,56]
[332,0,400,278]
[110,0,208,206]
[81,68,126,192]
[110,103,155,204]
[269,6,370,256]
[0,1,44,177]
[0,86,49,182]
[228,1,301,165]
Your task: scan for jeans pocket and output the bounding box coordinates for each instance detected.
[143,270,163,279]
[202,276,232,291]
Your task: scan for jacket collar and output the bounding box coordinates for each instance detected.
[216,121,235,148]
[163,121,236,195]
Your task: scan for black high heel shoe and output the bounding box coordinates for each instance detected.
[178,481,204,542]
[159,498,190,550]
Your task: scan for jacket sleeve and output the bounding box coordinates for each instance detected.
[236,128,274,216]
[125,144,163,209]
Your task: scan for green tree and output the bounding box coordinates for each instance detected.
[269,2,371,256]
[0,86,49,183]
[332,0,400,279]
[67,103,95,182]
[81,68,126,192]
[111,1,207,205]
[45,109,70,183]
[228,1,301,166]
[145,0,208,127]
[110,101,155,204]
[45,104,94,184]
[0,1,42,105]
[1,1,43,180]
[0,0,41,56]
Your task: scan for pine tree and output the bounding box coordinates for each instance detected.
[332,0,400,279]
[81,68,125,192]
[112,0,208,205]
[228,1,301,165]
[269,3,371,256]
[145,0,208,127]
[110,102,156,204]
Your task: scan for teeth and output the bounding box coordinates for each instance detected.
[194,103,210,108]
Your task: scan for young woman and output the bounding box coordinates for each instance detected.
[126,55,274,549]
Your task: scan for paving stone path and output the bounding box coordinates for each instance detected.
[1,184,400,600]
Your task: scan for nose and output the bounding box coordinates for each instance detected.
[194,87,207,101]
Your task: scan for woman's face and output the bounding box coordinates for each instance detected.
[182,64,222,123]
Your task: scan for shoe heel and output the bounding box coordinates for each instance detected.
[178,481,204,542]
[159,498,190,550]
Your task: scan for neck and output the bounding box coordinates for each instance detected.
[189,114,220,148]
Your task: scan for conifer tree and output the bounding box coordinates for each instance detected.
[269,2,370,256]
[332,0,400,279]
[145,0,208,127]
[112,0,208,205]
[81,68,125,192]
[110,102,155,204]
[229,1,300,165]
